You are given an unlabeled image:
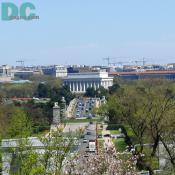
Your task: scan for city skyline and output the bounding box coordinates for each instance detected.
[1,0,175,66]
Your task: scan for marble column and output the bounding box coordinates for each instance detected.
[80,81,82,92]
[93,81,96,90]
[104,81,107,88]
[87,81,90,89]
[85,81,88,90]
[83,82,86,92]
[69,82,72,91]
[90,81,93,88]
[73,81,75,92]
[102,81,104,88]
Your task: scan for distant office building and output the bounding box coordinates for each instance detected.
[42,65,67,78]
[14,70,34,79]
[110,70,175,80]
[13,67,42,79]
[0,65,14,82]
[167,63,175,70]
[63,70,113,93]
[67,65,109,74]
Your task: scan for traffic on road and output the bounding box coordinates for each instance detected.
[74,98,97,119]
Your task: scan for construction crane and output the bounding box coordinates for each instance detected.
[103,57,131,67]
[16,59,36,67]
[103,57,115,66]
[134,58,147,66]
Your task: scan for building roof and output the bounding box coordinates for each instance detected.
[110,70,175,76]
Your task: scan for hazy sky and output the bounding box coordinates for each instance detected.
[1,0,175,66]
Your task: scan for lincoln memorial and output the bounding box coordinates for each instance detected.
[63,71,113,93]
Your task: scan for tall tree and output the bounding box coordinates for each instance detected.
[7,108,32,138]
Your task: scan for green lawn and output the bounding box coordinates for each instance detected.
[113,138,127,152]
[98,129,102,135]
[109,130,120,135]
[124,125,135,137]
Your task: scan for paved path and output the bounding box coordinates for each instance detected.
[102,124,116,152]
[63,123,88,133]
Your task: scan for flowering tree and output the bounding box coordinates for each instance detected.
[65,147,138,175]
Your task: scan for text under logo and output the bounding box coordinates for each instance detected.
[1,2,39,21]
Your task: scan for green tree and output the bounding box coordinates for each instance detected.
[85,87,96,97]
[96,86,108,98]
[50,85,74,104]
[109,82,120,94]
[8,108,32,138]
[105,79,175,174]
[37,83,51,98]
[6,128,76,175]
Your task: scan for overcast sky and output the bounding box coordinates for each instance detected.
[1,0,175,66]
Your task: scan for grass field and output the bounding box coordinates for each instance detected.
[113,138,127,152]
[109,130,120,135]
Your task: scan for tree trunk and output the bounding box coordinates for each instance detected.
[151,135,159,157]
[137,155,154,175]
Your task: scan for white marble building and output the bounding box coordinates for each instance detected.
[42,65,67,78]
[0,65,14,82]
[63,71,113,93]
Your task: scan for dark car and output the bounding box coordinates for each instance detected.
[87,132,91,135]
[104,134,111,138]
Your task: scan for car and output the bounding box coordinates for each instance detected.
[86,132,91,135]
[83,139,88,143]
[115,133,125,138]
[76,113,80,117]
[92,114,96,117]
[80,135,84,139]
[84,154,89,157]
[77,109,80,112]
[88,113,92,118]
[104,134,111,137]
[98,134,102,138]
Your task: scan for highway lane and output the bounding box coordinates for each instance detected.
[74,98,96,119]
[78,123,96,154]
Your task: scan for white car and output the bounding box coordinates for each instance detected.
[83,139,88,143]
[76,113,80,117]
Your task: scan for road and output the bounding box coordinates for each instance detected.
[73,98,96,119]
[78,123,96,153]
[64,97,100,155]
